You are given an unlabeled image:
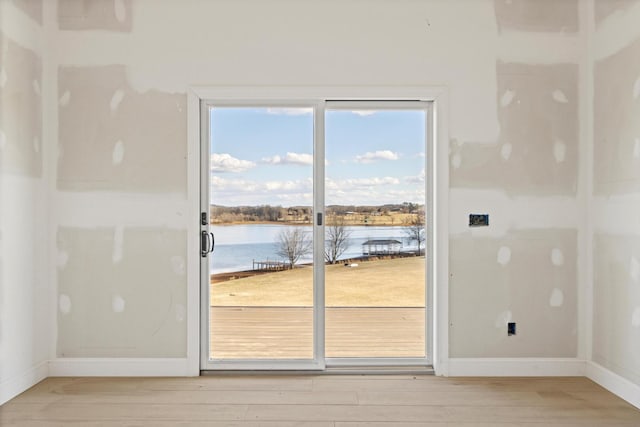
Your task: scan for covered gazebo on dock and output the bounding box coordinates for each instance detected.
[361,239,402,256]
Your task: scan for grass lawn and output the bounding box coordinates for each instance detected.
[211,256,425,307]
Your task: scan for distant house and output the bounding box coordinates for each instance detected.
[362,239,402,256]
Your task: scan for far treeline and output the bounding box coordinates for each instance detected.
[210,202,424,226]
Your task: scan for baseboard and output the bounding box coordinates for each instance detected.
[447,358,586,376]
[49,358,198,377]
[0,360,49,405]
[586,361,640,409]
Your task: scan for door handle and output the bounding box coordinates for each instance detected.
[201,231,210,258]
[201,231,215,257]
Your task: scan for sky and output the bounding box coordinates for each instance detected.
[209,107,426,207]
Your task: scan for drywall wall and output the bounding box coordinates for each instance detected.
[49,0,583,363]
[450,61,579,195]
[594,0,638,26]
[450,229,577,357]
[53,0,189,359]
[54,69,188,358]
[57,65,186,193]
[0,33,42,177]
[9,0,42,25]
[0,0,49,405]
[56,227,186,357]
[494,0,579,33]
[593,234,640,384]
[58,0,131,32]
[592,0,640,387]
[593,36,640,195]
[448,0,581,358]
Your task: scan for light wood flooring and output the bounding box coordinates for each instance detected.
[2,375,640,426]
[210,307,425,359]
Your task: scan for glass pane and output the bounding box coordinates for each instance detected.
[209,107,314,360]
[325,108,426,358]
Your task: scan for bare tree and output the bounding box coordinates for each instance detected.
[403,210,425,255]
[276,227,312,268]
[324,217,351,264]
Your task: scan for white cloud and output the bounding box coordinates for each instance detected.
[324,176,424,205]
[262,152,313,166]
[351,110,377,117]
[261,155,282,164]
[211,175,422,206]
[354,150,399,163]
[266,108,313,116]
[211,153,255,173]
[210,176,259,192]
[326,187,424,206]
[405,169,425,183]
[285,152,313,165]
[264,179,312,191]
[212,176,312,194]
[348,176,400,186]
[326,176,400,190]
[275,192,313,202]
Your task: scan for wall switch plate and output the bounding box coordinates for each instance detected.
[508,322,516,336]
[469,214,489,227]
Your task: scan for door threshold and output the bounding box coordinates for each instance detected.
[325,365,434,375]
[201,366,434,376]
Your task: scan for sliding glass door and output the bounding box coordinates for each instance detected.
[200,105,321,369]
[200,100,431,370]
[324,103,427,362]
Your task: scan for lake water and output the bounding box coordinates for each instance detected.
[210,224,418,274]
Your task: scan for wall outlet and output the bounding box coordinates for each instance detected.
[508,322,516,336]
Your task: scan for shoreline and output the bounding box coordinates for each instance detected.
[210,221,408,227]
[211,252,422,284]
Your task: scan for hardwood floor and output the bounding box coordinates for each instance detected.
[2,375,640,425]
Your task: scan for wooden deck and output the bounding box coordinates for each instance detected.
[3,376,640,425]
[210,307,425,359]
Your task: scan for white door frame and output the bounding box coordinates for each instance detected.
[187,86,449,374]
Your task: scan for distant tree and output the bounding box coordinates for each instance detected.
[404,211,426,255]
[260,205,282,222]
[324,218,351,264]
[406,202,418,213]
[276,227,312,268]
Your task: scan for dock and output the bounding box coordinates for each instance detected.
[252,260,291,271]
